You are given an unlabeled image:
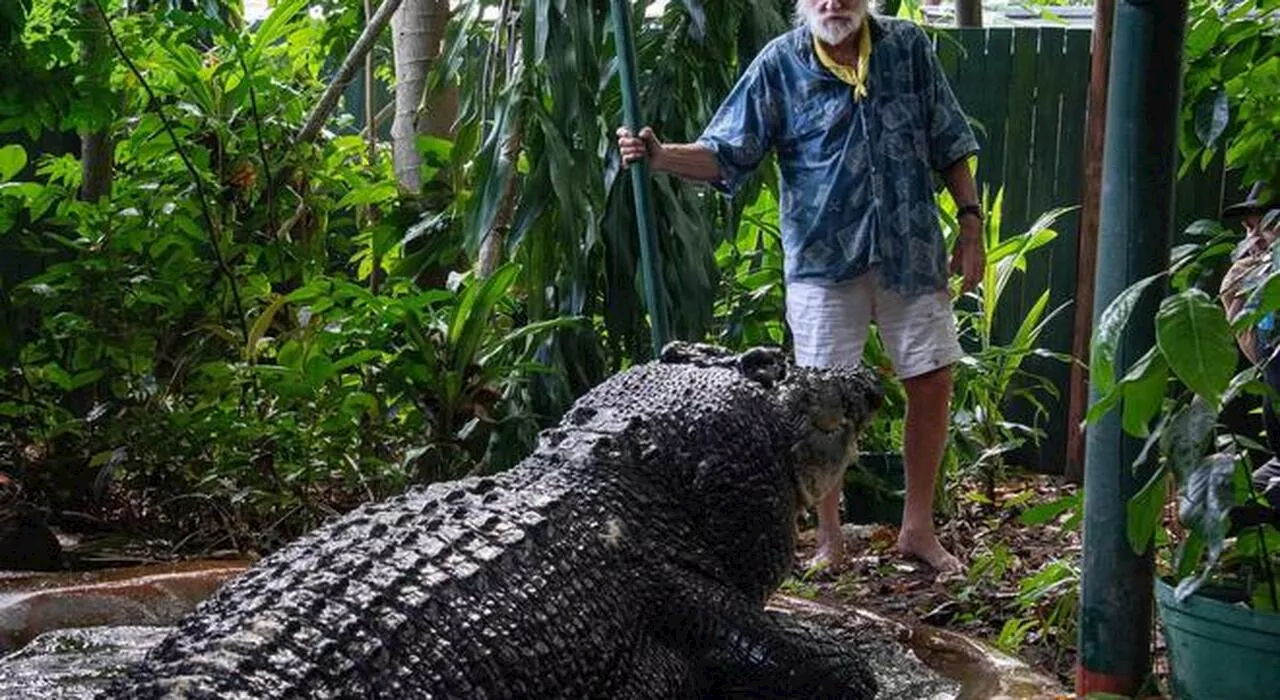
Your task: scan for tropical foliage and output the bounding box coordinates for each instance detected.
[1179,0,1279,193]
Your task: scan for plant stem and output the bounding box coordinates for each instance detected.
[236,49,277,238]
[94,0,249,346]
[295,0,405,145]
[1231,435,1279,609]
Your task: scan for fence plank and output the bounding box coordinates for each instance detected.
[935,29,963,82]
[977,29,1013,191]
[988,27,1040,357]
[931,25,1234,474]
[1023,27,1073,471]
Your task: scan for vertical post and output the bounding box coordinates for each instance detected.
[954,0,982,27]
[1066,0,1115,483]
[1076,0,1188,696]
[609,0,671,359]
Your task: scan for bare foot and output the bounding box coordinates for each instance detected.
[806,536,844,573]
[896,530,963,575]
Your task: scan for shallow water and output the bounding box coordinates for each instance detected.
[0,561,1062,699]
[0,625,170,699]
[0,617,958,700]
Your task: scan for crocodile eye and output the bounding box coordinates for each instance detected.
[813,414,843,432]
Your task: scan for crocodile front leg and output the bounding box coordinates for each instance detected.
[689,607,877,699]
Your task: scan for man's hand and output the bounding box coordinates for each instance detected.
[617,126,665,171]
[950,215,985,294]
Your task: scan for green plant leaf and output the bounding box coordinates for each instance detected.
[1174,451,1240,602]
[246,294,287,362]
[1127,465,1168,555]
[1194,88,1230,149]
[1162,395,1217,482]
[1122,348,1168,438]
[1091,272,1166,396]
[245,0,309,69]
[0,144,26,182]
[1156,288,1236,405]
[1185,13,1223,58]
[1018,492,1081,526]
[1175,529,1205,581]
[449,263,520,371]
[304,353,335,388]
[332,350,383,373]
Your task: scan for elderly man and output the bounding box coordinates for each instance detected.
[617,0,983,573]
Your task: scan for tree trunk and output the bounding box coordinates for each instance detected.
[477,128,522,278]
[954,0,982,27]
[78,0,113,202]
[390,0,450,193]
[1065,0,1116,484]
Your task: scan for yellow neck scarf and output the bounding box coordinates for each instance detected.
[813,19,872,101]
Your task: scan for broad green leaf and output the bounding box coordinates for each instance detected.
[1127,465,1168,555]
[69,370,103,390]
[246,0,309,69]
[1156,288,1236,404]
[277,339,303,370]
[1194,88,1230,149]
[246,294,287,361]
[1174,452,1240,602]
[465,90,520,253]
[335,182,399,210]
[1122,348,1168,438]
[1252,583,1280,613]
[478,316,584,366]
[1175,529,1205,581]
[1091,272,1166,396]
[1018,492,1081,526]
[1162,395,1217,482]
[304,354,335,387]
[341,392,378,419]
[449,263,520,371]
[332,350,384,373]
[0,144,26,181]
[1185,13,1223,58]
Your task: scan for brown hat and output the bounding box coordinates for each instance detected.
[1224,181,1277,219]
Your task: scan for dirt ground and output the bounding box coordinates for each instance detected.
[791,473,1086,687]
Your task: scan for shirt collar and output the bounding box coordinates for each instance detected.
[793,13,885,74]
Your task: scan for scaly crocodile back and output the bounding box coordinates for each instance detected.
[100,343,882,699]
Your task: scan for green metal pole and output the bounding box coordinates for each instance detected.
[609,0,671,359]
[1077,0,1188,695]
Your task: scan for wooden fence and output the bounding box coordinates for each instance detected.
[934,25,1241,474]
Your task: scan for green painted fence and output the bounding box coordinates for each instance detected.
[933,26,1241,474]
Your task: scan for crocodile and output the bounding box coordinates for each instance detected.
[98,342,884,699]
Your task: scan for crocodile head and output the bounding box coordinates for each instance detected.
[778,362,885,512]
[657,342,883,598]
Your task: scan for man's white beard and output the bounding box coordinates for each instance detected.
[796,2,867,45]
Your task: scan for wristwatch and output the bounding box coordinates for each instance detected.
[957,203,984,222]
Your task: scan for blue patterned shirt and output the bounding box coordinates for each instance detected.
[695,17,979,295]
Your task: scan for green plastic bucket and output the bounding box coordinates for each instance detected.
[1155,577,1280,700]
[842,452,904,526]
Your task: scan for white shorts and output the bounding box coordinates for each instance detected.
[785,271,965,379]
